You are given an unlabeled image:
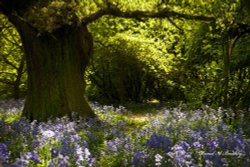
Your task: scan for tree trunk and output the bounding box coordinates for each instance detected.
[12,20,95,121]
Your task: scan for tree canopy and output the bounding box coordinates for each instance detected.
[0,0,217,31]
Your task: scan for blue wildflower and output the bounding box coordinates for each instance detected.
[145,134,172,151]
[131,151,146,166]
[167,142,194,166]
[0,143,9,163]
[50,148,60,159]
[204,152,226,167]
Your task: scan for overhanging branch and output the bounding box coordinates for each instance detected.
[83,5,215,24]
[166,17,184,33]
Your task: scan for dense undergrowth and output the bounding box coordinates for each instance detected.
[0,100,250,167]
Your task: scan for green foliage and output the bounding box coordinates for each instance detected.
[85,0,250,109]
[179,12,250,109]
[86,16,188,103]
[25,0,101,32]
[228,35,250,108]
[0,15,27,99]
[87,38,166,103]
[22,0,159,32]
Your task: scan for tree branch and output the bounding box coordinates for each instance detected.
[166,17,184,33]
[84,5,215,24]
[1,53,18,69]
[0,78,14,85]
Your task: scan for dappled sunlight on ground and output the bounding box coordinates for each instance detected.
[129,115,149,122]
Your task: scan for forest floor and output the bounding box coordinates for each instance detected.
[0,99,250,166]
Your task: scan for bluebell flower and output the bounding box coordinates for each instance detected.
[232,135,245,151]
[178,142,190,151]
[75,146,93,166]
[145,134,172,151]
[131,151,146,166]
[50,148,60,159]
[41,130,55,139]
[193,141,203,148]
[0,143,9,163]
[207,140,218,152]
[204,152,226,167]
[9,160,24,167]
[10,156,29,167]
[48,154,69,167]
[60,138,75,158]
[87,158,95,166]
[25,152,41,164]
[167,142,194,166]
[106,140,118,152]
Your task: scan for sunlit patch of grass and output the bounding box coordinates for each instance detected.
[0,109,22,123]
[129,115,149,123]
[124,102,162,114]
[0,99,24,122]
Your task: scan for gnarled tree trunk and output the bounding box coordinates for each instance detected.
[12,20,95,121]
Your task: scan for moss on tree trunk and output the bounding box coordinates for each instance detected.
[13,22,95,121]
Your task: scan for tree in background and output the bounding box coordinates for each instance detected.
[170,0,250,110]
[179,21,250,109]
[0,14,27,99]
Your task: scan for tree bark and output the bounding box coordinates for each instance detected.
[11,19,95,121]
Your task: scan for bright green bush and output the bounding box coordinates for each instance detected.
[86,38,184,104]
